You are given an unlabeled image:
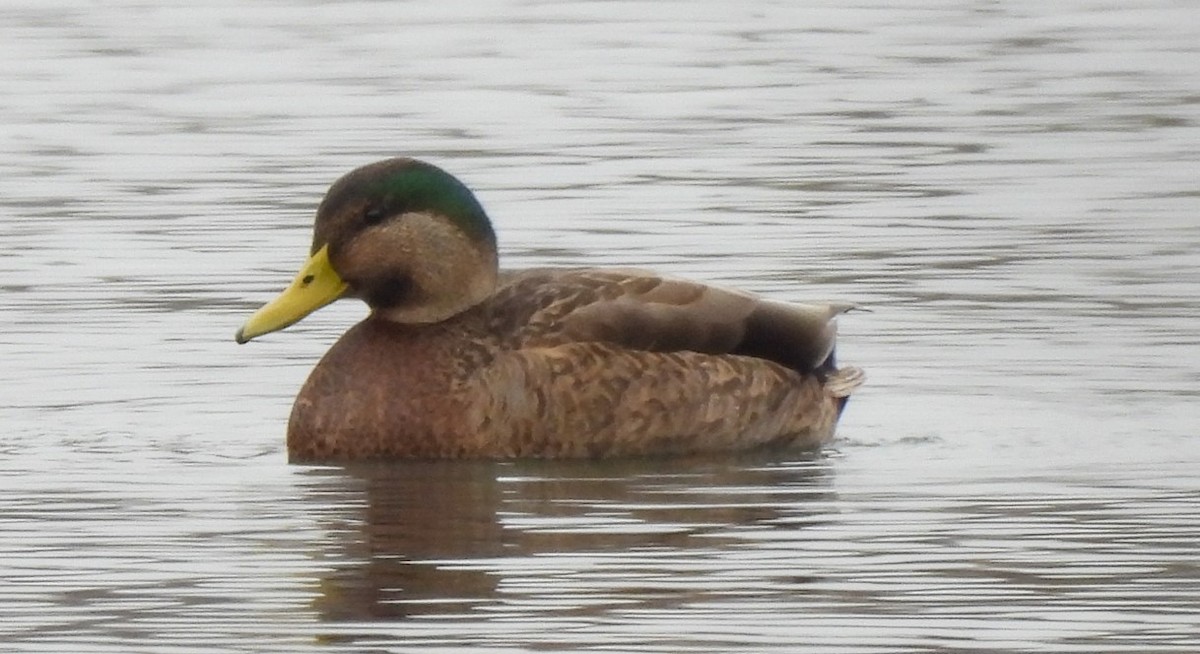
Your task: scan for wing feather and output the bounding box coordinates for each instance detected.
[497,269,854,373]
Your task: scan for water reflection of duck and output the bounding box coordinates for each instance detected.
[236,158,864,461]
[308,458,836,625]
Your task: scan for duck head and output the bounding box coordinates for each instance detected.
[236,158,498,343]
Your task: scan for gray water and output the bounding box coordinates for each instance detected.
[2,1,1198,652]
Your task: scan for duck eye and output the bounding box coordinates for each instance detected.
[362,206,387,226]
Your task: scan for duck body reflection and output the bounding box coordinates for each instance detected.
[307,457,835,627]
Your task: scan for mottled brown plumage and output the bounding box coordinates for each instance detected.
[237,158,864,461]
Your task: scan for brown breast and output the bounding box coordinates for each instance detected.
[287,317,492,460]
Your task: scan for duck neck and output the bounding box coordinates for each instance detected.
[367,217,499,324]
[372,258,497,324]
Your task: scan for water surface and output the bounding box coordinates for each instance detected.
[1,1,1197,652]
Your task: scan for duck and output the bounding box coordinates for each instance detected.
[236,157,864,461]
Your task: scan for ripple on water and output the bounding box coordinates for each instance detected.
[1,0,1198,652]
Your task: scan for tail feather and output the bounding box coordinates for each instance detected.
[824,365,865,398]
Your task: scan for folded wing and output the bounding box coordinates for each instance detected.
[540,269,854,373]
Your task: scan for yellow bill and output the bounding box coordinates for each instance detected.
[236,244,349,344]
